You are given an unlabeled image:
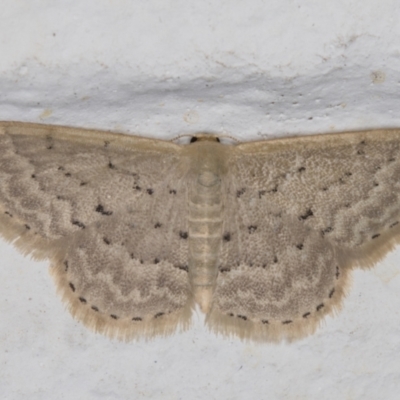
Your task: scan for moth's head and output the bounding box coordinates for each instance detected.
[172,133,237,145]
[189,134,220,144]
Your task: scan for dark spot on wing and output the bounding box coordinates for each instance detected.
[316,303,324,311]
[72,219,85,229]
[79,297,87,304]
[103,237,111,245]
[299,208,313,220]
[223,232,231,242]
[322,226,333,236]
[176,265,188,272]
[95,204,113,216]
[179,231,188,239]
[236,188,246,198]
[154,222,162,228]
[69,282,75,292]
[132,317,142,321]
[269,185,278,193]
[296,243,303,250]
[248,225,257,234]
[154,312,164,318]
[147,188,154,195]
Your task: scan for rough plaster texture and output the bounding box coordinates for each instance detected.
[0,1,400,399]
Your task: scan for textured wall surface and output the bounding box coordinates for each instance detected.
[0,1,400,399]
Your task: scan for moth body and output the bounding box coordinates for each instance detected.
[186,140,226,312]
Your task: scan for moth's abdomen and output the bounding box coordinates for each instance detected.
[188,170,223,312]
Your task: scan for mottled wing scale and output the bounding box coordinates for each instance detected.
[0,123,192,339]
[208,130,400,340]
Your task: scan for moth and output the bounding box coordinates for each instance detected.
[1,121,399,341]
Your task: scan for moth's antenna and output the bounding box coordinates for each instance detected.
[218,134,240,143]
[171,133,196,142]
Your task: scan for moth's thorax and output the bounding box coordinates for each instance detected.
[184,139,229,175]
[186,140,225,312]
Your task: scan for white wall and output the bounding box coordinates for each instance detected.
[0,1,400,399]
